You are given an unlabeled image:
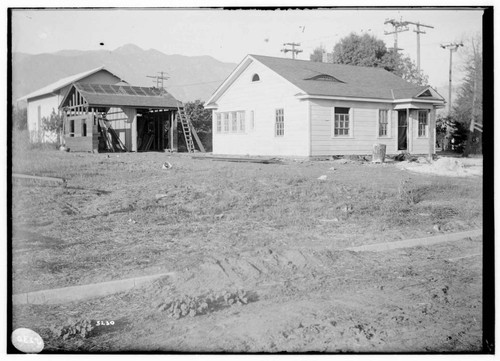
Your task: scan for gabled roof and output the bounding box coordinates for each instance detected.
[206,54,445,106]
[17,67,126,101]
[59,83,181,109]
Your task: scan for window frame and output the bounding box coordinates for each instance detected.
[251,73,261,82]
[275,108,284,137]
[215,112,222,133]
[238,111,245,133]
[332,107,353,138]
[377,109,390,138]
[418,110,429,138]
[223,113,229,133]
[231,112,238,132]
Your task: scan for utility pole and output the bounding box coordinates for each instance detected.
[440,42,463,150]
[405,21,434,72]
[384,18,409,52]
[440,42,463,115]
[147,71,170,89]
[281,42,303,59]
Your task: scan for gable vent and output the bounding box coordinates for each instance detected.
[418,89,433,97]
[306,74,343,82]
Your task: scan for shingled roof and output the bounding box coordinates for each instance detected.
[251,55,440,100]
[207,55,444,106]
[60,83,181,109]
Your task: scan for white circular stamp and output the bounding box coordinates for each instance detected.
[11,328,44,353]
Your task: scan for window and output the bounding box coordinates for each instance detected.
[334,107,350,136]
[82,120,87,137]
[223,113,229,132]
[275,108,284,136]
[238,111,245,132]
[379,109,389,137]
[231,112,238,132]
[69,119,75,137]
[216,113,222,133]
[418,110,428,137]
[252,74,260,82]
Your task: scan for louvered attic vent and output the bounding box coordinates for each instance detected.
[418,89,433,97]
[306,74,344,82]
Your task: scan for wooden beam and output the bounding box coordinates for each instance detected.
[171,111,178,152]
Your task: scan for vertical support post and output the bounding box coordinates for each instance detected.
[161,111,165,150]
[170,111,178,152]
[131,109,137,152]
[406,108,410,152]
[428,108,436,160]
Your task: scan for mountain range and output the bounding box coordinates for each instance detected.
[12,44,237,105]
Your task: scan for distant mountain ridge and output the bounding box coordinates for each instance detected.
[12,44,237,104]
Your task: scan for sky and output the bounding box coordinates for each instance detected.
[11,6,484,90]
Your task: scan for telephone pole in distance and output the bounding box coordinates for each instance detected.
[281,42,303,59]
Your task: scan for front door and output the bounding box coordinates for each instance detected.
[397,110,408,151]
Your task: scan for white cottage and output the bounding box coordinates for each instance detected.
[17,67,125,142]
[205,55,445,157]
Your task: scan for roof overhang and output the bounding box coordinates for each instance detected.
[296,94,392,103]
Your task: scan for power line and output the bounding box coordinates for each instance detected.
[281,42,303,59]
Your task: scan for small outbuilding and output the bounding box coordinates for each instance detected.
[17,67,125,142]
[205,55,446,157]
[59,83,184,153]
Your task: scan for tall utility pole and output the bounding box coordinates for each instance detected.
[440,42,463,150]
[147,71,170,89]
[440,42,463,115]
[281,42,303,59]
[405,21,434,72]
[384,18,409,52]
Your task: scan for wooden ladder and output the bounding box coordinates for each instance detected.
[176,104,205,153]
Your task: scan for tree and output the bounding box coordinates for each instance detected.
[309,46,325,62]
[312,32,428,85]
[332,33,387,68]
[381,50,428,86]
[183,100,212,151]
[41,108,63,133]
[452,35,483,155]
[12,106,27,130]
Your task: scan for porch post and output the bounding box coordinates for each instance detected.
[406,108,410,152]
[170,111,178,152]
[428,108,436,159]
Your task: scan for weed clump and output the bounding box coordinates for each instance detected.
[157,289,250,319]
[50,318,94,340]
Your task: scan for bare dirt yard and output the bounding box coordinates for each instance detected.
[11,148,483,353]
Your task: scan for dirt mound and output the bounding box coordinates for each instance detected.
[396,157,482,177]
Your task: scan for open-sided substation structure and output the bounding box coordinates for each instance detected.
[59,83,203,153]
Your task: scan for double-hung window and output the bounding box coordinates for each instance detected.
[275,109,284,136]
[238,111,245,132]
[216,113,222,133]
[223,113,229,132]
[334,107,350,136]
[418,110,428,137]
[379,109,389,137]
[231,112,238,132]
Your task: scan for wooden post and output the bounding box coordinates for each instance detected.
[406,108,411,153]
[131,109,137,152]
[170,111,178,152]
[428,109,436,160]
[161,111,165,151]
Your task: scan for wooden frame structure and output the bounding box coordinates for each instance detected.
[59,83,189,153]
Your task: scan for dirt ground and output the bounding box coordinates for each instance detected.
[10,149,483,353]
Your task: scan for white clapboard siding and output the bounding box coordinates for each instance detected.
[213,60,309,156]
[310,99,397,156]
